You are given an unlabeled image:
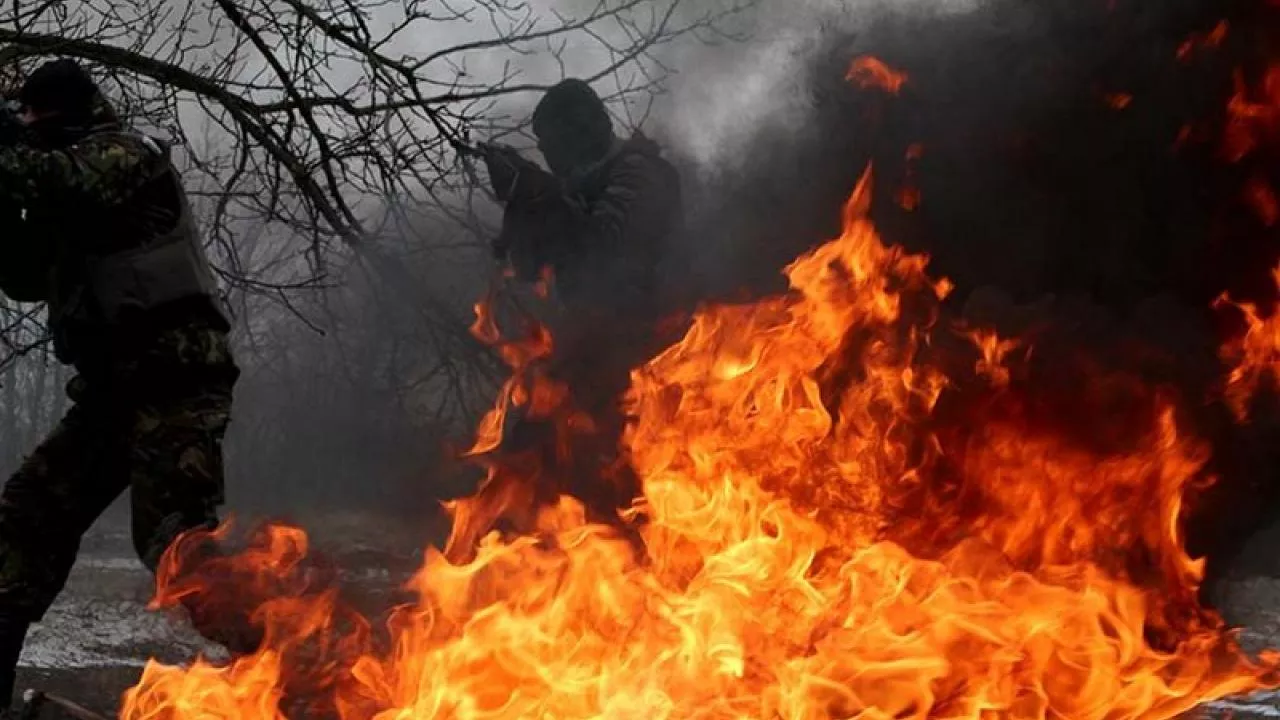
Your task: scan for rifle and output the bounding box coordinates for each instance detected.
[459,141,556,206]
[460,142,569,282]
[459,140,541,175]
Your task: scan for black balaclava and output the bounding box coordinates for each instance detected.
[19,59,117,148]
[532,79,615,179]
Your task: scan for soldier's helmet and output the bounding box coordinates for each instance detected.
[532,79,614,178]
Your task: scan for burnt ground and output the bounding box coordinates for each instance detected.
[16,513,1280,719]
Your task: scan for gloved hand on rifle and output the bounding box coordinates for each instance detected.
[474,141,572,278]
[478,142,558,204]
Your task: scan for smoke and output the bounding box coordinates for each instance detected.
[181,0,1280,591]
[627,0,1280,598]
[657,0,983,170]
[657,0,1272,309]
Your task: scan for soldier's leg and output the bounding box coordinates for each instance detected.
[125,378,259,654]
[0,391,131,706]
[556,322,643,513]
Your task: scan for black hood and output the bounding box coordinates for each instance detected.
[20,59,122,148]
[26,91,122,149]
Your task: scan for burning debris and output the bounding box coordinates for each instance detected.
[112,166,1280,718]
[57,2,1280,719]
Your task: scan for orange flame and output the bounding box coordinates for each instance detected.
[133,522,372,720]
[1178,20,1230,62]
[1224,66,1280,162]
[121,167,1279,720]
[1215,265,1280,420]
[1221,65,1280,225]
[963,329,1021,388]
[846,56,909,94]
[450,272,596,558]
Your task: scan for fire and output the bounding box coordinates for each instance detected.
[1223,65,1280,163]
[1177,20,1229,63]
[1220,64,1280,224]
[1215,265,1280,421]
[447,271,598,558]
[962,329,1020,388]
[117,165,1280,719]
[846,56,909,94]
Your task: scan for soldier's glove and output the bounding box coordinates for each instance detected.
[506,162,560,206]
[479,142,532,202]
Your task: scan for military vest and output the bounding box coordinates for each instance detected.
[49,132,227,363]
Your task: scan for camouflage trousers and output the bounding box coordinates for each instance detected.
[0,368,235,623]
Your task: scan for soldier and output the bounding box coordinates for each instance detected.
[478,78,683,533]
[0,59,244,709]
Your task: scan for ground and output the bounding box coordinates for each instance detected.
[15,512,428,718]
[15,514,1280,719]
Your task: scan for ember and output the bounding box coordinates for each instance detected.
[119,167,1280,719]
[1105,92,1134,110]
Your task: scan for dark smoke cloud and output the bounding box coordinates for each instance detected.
[643,0,1280,598]
[658,0,1254,306]
[217,0,1280,591]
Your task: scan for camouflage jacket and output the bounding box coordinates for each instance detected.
[499,132,683,316]
[0,102,233,376]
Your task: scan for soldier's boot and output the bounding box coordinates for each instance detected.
[169,549,265,659]
[183,596,264,658]
[0,616,29,713]
[150,534,265,660]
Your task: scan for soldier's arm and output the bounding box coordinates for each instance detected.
[0,137,153,209]
[572,152,665,251]
[0,139,153,301]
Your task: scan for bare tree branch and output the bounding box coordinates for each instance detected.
[0,0,756,499]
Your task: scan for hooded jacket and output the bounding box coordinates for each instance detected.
[497,131,683,316]
[0,92,229,369]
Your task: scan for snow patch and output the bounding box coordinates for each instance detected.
[20,599,218,670]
